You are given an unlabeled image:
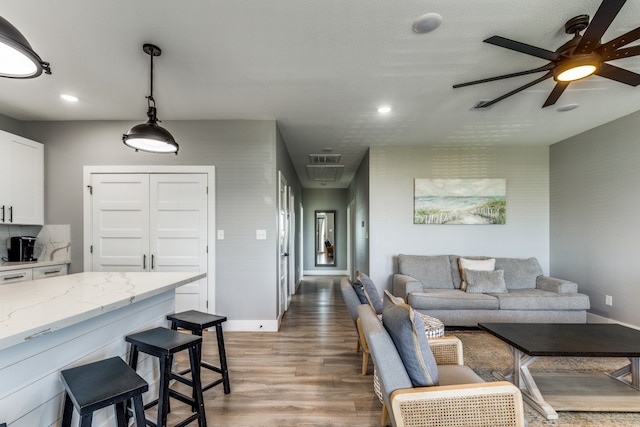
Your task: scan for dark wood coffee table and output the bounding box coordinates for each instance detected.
[479,323,640,420]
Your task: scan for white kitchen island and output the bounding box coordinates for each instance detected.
[0,271,206,427]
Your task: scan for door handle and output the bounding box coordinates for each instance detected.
[8,206,12,223]
[1,205,4,222]
[282,252,289,257]
[143,254,147,270]
[151,254,155,270]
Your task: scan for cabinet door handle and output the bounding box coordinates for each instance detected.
[143,254,147,270]
[1,205,4,222]
[44,270,61,275]
[4,274,26,281]
[8,206,12,223]
[151,254,155,270]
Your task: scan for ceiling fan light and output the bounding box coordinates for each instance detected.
[556,64,597,82]
[0,16,50,78]
[555,56,599,82]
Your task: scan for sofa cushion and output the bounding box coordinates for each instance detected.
[438,365,485,386]
[351,279,368,304]
[382,298,439,387]
[495,289,591,310]
[458,257,495,291]
[494,257,542,289]
[398,254,454,289]
[465,269,507,294]
[359,272,384,315]
[408,289,499,311]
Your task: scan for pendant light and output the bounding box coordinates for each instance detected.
[0,16,51,78]
[122,43,178,154]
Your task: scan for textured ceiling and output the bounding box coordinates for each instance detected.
[1,0,640,187]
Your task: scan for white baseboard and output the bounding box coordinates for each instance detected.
[587,312,640,330]
[303,270,348,276]
[223,319,278,332]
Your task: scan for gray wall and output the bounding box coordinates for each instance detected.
[18,119,301,325]
[346,150,370,277]
[551,110,640,328]
[368,145,550,293]
[302,188,348,272]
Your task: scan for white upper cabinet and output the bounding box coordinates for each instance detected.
[0,131,44,225]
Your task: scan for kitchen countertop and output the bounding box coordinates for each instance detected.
[0,260,70,272]
[0,271,206,351]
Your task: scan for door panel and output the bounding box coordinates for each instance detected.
[150,174,208,312]
[278,172,289,318]
[91,174,150,271]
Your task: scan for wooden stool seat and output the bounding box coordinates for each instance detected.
[167,311,230,394]
[60,357,148,427]
[126,327,207,427]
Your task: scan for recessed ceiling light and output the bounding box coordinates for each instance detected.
[377,105,392,114]
[412,13,443,34]
[60,94,78,102]
[557,103,579,112]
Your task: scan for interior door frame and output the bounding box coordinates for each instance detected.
[83,165,216,311]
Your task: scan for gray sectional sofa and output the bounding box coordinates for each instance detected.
[392,254,590,326]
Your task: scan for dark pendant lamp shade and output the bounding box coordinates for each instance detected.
[0,16,51,78]
[122,43,178,154]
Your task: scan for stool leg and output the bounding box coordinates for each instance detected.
[126,345,140,424]
[157,354,172,427]
[61,393,74,427]
[115,401,127,427]
[79,413,93,427]
[189,343,207,427]
[215,323,231,394]
[132,394,147,427]
[128,344,139,369]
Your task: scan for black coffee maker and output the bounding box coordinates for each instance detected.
[7,236,37,262]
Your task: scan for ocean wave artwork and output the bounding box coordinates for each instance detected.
[414,178,506,225]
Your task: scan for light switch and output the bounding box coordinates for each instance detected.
[217,230,224,240]
[256,229,267,240]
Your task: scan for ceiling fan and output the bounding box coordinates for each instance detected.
[453,0,640,108]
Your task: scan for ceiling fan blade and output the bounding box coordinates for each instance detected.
[453,64,555,88]
[575,0,627,54]
[601,44,640,62]
[596,62,640,86]
[542,82,570,107]
[475,72,553,108]
[598,26,640,58]
[484,36,559,61]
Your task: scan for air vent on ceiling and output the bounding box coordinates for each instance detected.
[308,154,341,164]
[306,164,344,181]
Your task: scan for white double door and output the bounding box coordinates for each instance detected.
[90,173,208,312]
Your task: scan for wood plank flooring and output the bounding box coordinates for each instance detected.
[168,276,381,426]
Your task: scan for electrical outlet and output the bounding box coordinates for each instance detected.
[605,295,613,306]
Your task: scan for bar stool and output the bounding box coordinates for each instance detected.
[126,327,207,427]
[167,310,230,394]
[60,357,148,427]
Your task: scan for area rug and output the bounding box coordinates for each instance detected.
[449,330,640,426]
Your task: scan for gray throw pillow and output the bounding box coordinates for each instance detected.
[360,272,384,315]
[382,297,439,387]
[464,269,508,294]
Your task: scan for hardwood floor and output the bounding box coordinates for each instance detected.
[169,275,381,426]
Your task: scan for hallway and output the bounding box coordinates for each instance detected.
[171,276,381,426]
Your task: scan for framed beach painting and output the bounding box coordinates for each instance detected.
[414,178,506,225]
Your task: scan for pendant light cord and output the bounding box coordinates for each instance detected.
[147,50,157,122]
